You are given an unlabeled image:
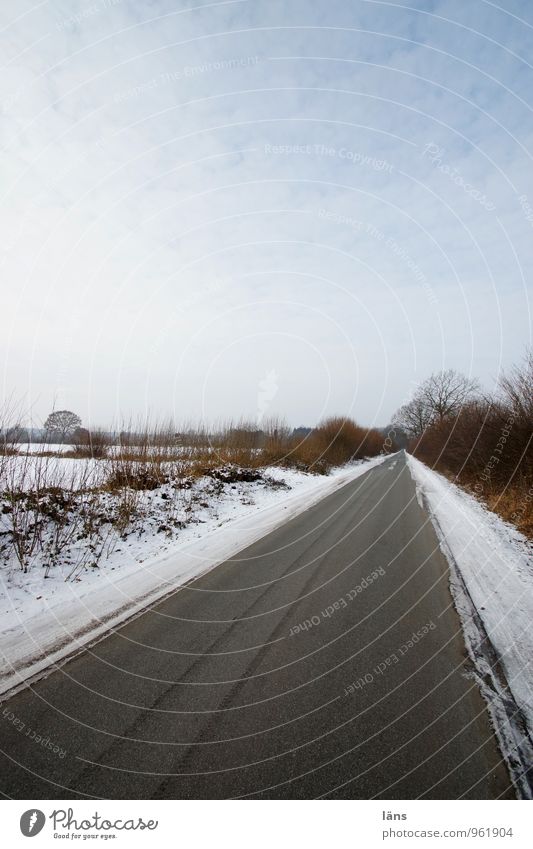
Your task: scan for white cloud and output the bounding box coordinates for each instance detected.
[1,0,532,426]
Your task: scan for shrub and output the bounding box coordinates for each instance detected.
[70,427,109,459]
[411,350,533,538]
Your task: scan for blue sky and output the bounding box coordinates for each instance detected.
[1,0,532,427]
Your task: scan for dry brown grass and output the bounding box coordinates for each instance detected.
[485,484,533,539]
[1,411,388,572]
[412,349,533,540]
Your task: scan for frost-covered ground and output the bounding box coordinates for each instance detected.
[407,454,533,797]
[0,455,387,697]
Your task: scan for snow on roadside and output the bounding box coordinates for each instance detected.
[406,453,533,796]
[0,455,388,698]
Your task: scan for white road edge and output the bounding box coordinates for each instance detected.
[406,453,533,799]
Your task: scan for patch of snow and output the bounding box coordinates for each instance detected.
[1,452,104,490]
[406,453,533,798]
[17,443,74,454]
[0,455,389,698]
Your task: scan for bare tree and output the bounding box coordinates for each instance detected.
[497,348,533,480]
[499,348,533,420]
[392,370,479,437]
[44,410,82,443]
[392,394,434,439]
[420,369,480,422]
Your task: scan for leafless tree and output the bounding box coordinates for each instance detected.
[392,369,479,437]
[43,409,82,443]
[499,348,533,420]
[392,394,434,438]
[421,369,480,421]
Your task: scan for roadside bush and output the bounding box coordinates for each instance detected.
[411,350,533,537]
[70,427,109,459]
[0,411,389,573]
[311,417,385,468]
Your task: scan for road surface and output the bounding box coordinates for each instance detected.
[0,452,513,799]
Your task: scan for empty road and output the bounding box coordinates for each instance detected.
[0,452,513,799]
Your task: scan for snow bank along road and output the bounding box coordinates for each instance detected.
[0,453,516,798]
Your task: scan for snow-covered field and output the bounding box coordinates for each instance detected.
[17,442,75,454]
[1,451,104,489]
[407,455,533,797]
[0,455,388,697]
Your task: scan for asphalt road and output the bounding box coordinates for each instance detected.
[0,452,513,799]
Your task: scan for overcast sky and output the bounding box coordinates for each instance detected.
[1,0,532,429]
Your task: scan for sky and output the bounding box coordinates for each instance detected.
[1,0,532,429]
